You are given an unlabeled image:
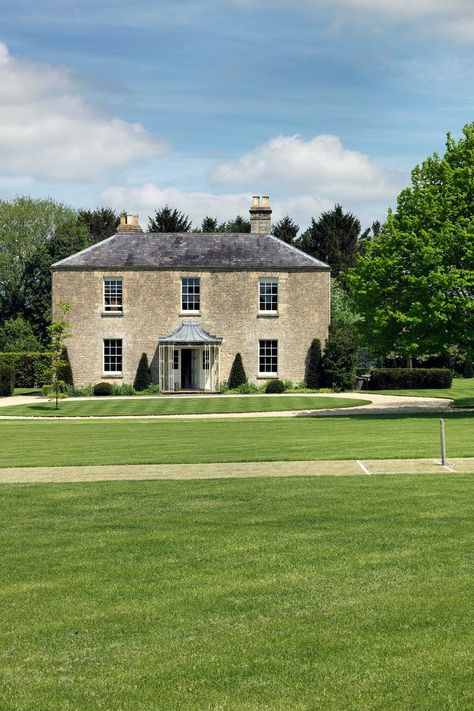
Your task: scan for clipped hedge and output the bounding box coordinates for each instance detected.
[0,352,52,388]
[0,364,15,396]
[93,382,113,396]
[369,368,453,390]
[265,378,285,394]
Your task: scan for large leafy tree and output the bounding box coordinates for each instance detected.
[298,204,368,279]
[78,207,119,243]
[148,206,192,232]
[0,197,89,345]
[348,123,474,360]
[272,216,299,244]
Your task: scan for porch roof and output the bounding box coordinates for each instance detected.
[159,321,223,345]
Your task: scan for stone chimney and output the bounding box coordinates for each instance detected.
[249,195,272,234]
[118,212,143,233]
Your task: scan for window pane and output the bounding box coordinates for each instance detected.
[104,279,123,312]
[104,339,122,372]
[259,340,278,373]
[203,350,209,370]
[181,277,200,311]
[259,279,278,311]
[173,350,179,370]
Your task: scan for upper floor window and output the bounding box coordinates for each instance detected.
[104,339,122,373]
[259,278,278,312]
[259,339,278,374]
[181,277,200,311]
[104,278,123,312]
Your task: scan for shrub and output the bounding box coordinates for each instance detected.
[265,378,285,393]
[234,382,257,394]
[0,364,15,396]
[93,381,113,396]
[463,356,473,379]
[65,384,94,397]
[320,324,358,391]
[57,347,74,386]
[228,353,247,389]
[143,383,161,394]
[219,381,229,393]
[306,338,322,389]
[111,383,135,396]
[134,352,152,391]
[0,352,52,387]
[282,379,293,391]
[369,368,453,390]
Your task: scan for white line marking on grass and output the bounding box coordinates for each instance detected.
[356,460,371,475]
[433,459,455,472]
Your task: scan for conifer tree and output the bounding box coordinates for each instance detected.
[306,338,322,389]
[134,352,152,391]
[228,352,247,388]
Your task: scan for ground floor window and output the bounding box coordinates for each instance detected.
[259,339,278,374]
[104,339,122,373]
[202,350,209,370]
[173,349,179,370]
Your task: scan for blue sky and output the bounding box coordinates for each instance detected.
[1,0,473,229]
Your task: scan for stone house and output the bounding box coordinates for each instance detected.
[52,196,330,391]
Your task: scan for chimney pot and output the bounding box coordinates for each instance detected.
[119,212,143,233]
[249,194,272,234]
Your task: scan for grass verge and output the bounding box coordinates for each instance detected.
[1,413,473,468]
[0,395,368,417]
[365,377,474,407]
[1,475,472,710]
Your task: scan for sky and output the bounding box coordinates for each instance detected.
[1,0,473,231]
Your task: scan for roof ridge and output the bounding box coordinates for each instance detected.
[268,234,330,269]
[52,232,121,268]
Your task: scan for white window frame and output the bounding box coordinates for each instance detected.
[103,338,123,374]
[103,278,123,313]
[259,278,278,313]
[259,339,278,376]
[181,277,201,312]
[173,349,180,370]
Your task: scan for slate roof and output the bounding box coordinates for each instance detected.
[52,232,329,271]
[159,321,223,344]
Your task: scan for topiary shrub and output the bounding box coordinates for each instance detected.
[0,363,15,396]
[134,352,152,391]
[320,324,358,391]
[228,353,247,389]
[306,338,322,389]
[93,381,113,396]
[58,346,74,386]
[369,368,453,389]
[265,378,285,393]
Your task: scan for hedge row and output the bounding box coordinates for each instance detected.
[0,352,52,388]
[369,368,453,390]
[0,364,15,396]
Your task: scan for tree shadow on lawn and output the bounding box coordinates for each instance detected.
[295,410,474,421]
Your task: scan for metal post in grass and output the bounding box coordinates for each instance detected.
[440,418,447,466]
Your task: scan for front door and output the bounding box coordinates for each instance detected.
[181,349,192,388]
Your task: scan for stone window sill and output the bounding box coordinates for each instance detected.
[179,311,201,317]
[257,312,279,318]
[101,311,124,317]
[257,374,278,379]
[102,373,123,379]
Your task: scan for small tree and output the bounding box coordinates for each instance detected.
[57,346,73,386]
[306,338,322,389]
[47,301,72,409]
[321,324,358,391]
[228,353,247,389]
[134,352,152,391]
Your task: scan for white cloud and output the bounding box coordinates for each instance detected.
[0,42,165,182]
[211,134,404,201]
[234,0,474,42]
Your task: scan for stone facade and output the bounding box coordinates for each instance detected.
[52,266,330,388]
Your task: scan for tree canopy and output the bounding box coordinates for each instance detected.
[348,123,474,359]
[78,207,119,244]
[298,204,368,279]
[148,206,192,232]
[272,216,299,244]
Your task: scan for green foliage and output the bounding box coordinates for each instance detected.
[218,215,251,233]
[93,382,114,396]
[47,301,72,409]
[134,352,152,391]
[272,216,299,244]
[0,316,41,352]
[57,346,73,386]
[64,384,94,397]
[348,123,474,359]
[228,353,247,389]
[331,279,362,328]
[148,206,192,232]
[370,368,453,390]
[306,338,322,389]
[232,382,257,394]
[282,379,294,391]
[265,379,285,393]
[0,352,52,387]
[0,363,15,396]
[463,355,473,379]
[0,196,90,344]
[78,207,119,244]
[200,216,218,232]
[321,324,358,391]
[111,383,135,396]
[144,383,162,394]
[298,204,368,278]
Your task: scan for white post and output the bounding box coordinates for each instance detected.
[440,418,447,466]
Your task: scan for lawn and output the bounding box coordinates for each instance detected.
[1,475,472,711]
[366,377,474,407]
[1,413,473,468]
[0,394,368,417]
